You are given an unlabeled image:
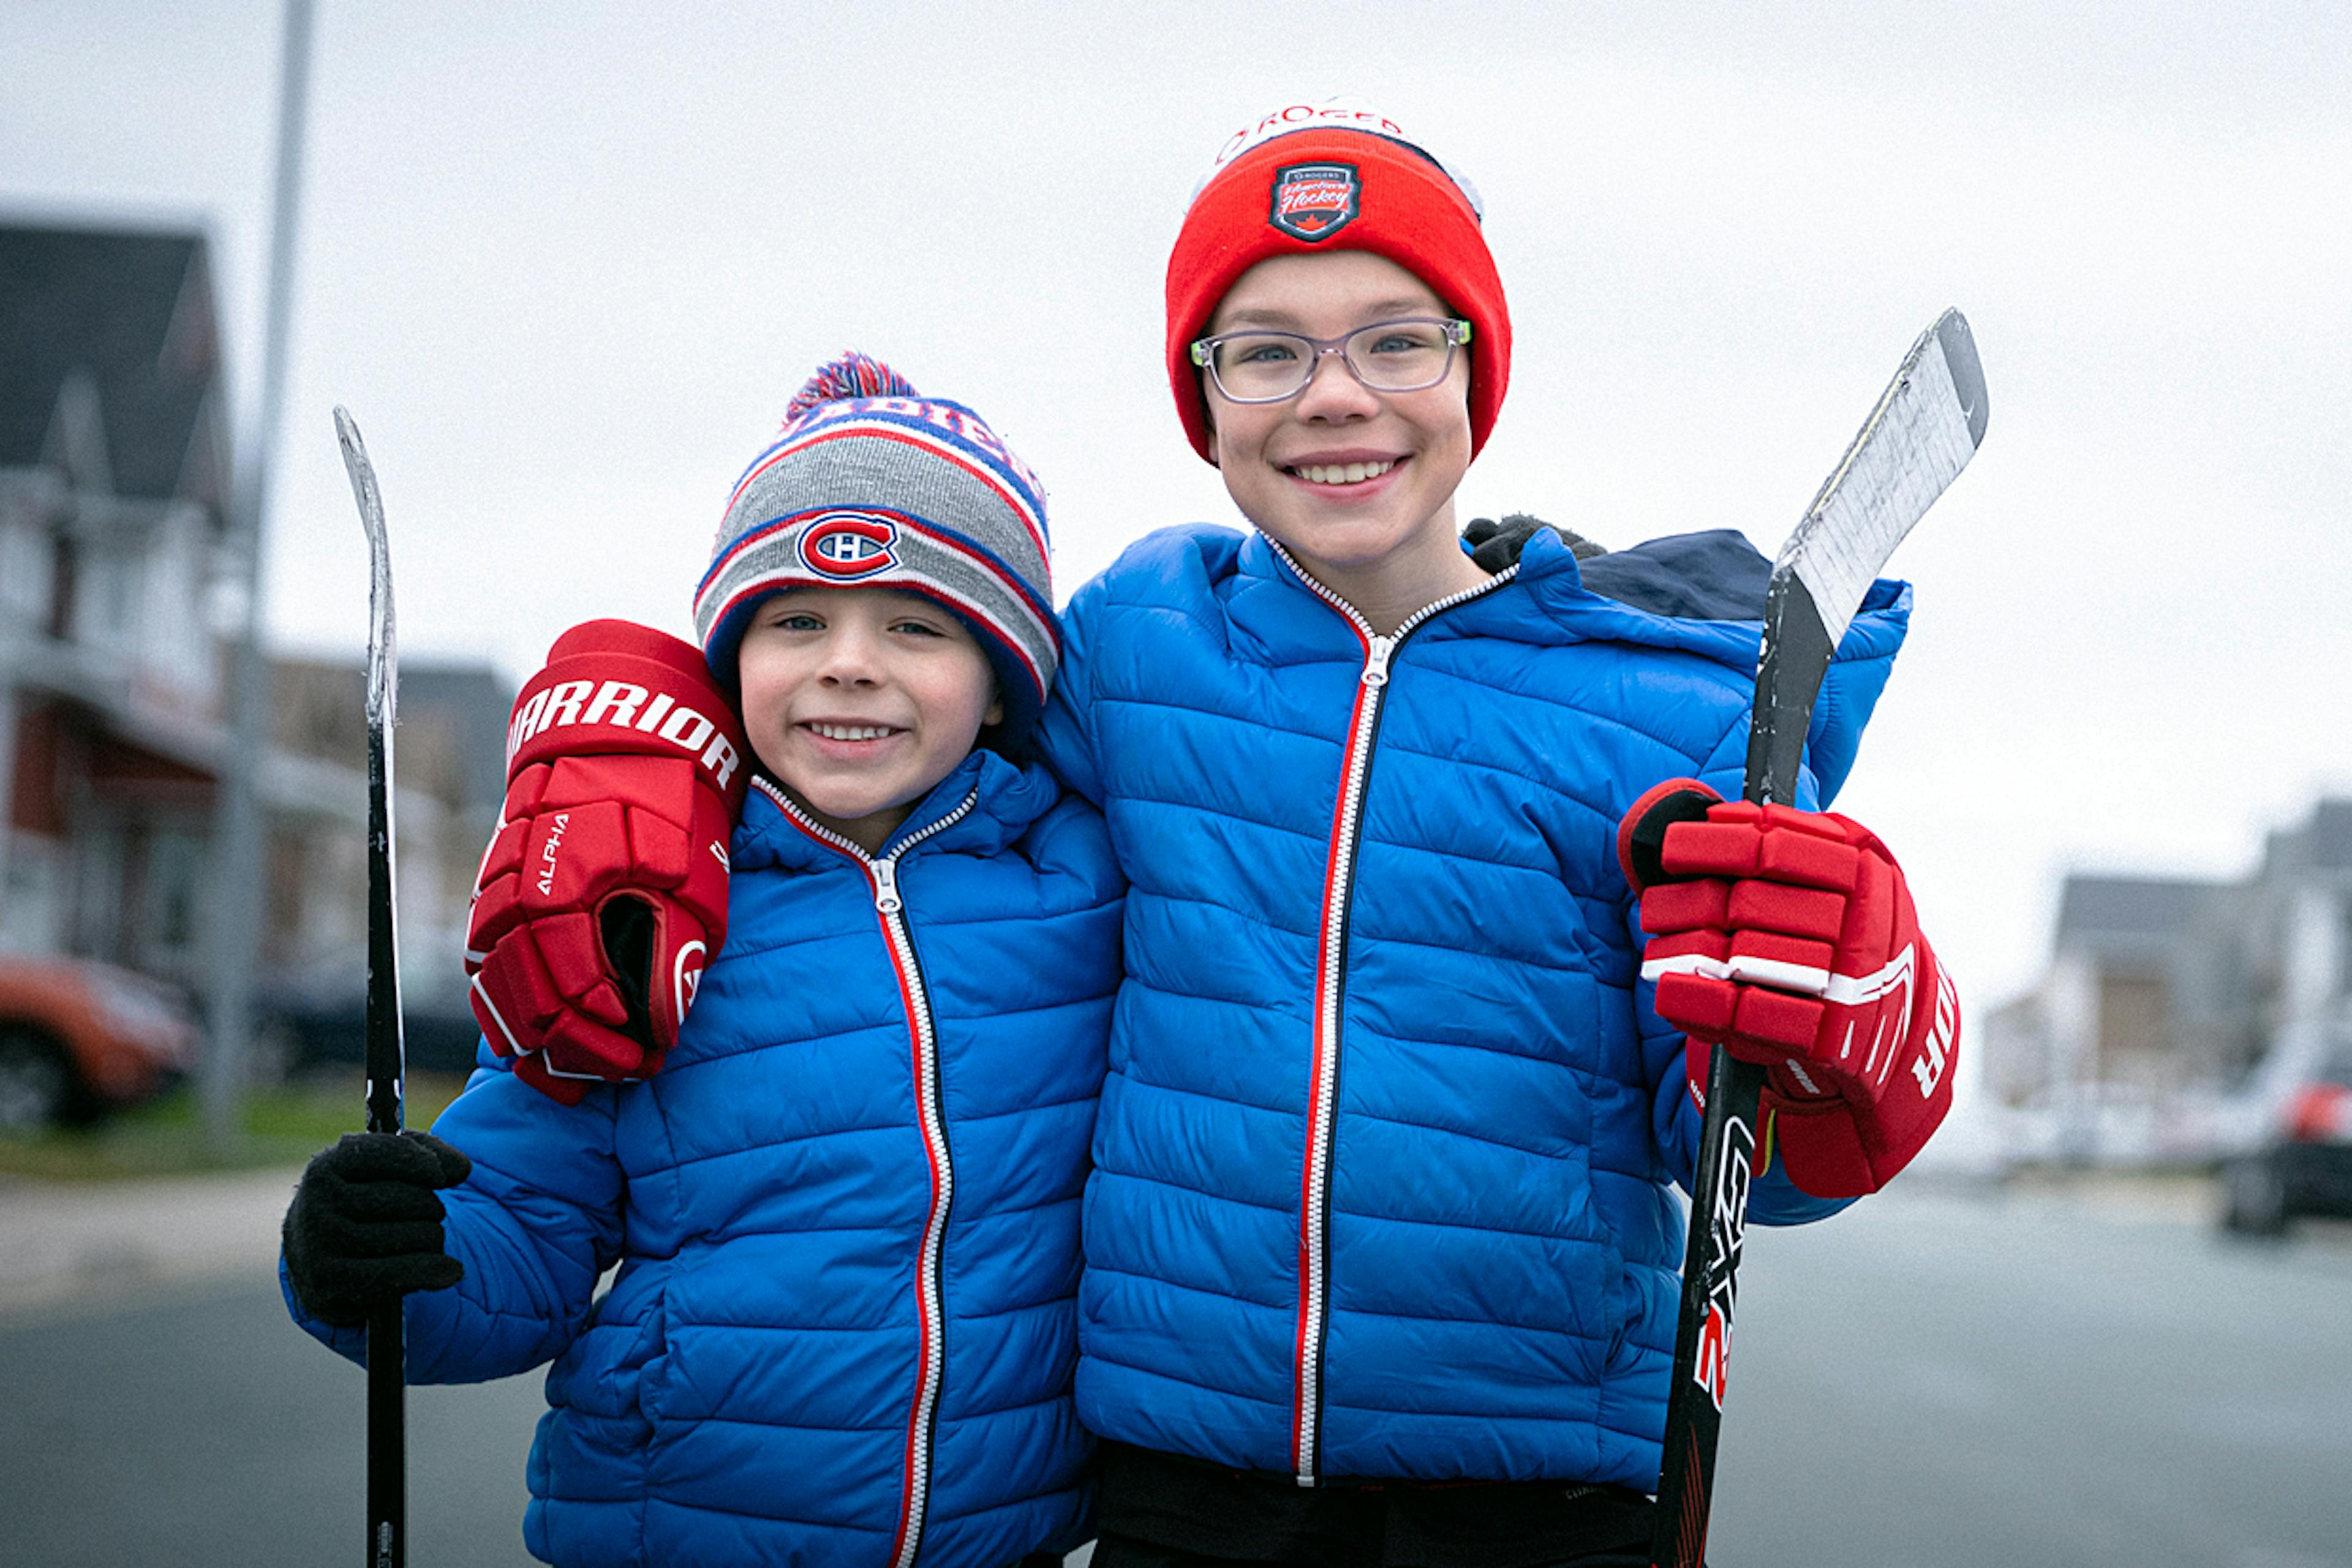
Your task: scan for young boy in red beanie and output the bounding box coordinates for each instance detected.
[463,100,1959,1568]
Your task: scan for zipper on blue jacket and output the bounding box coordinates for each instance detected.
[758,777,980,1567]
[1268,545,1517,1488]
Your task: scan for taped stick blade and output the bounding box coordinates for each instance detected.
[1746,309,1987,806]
[1778,308,1986,652]
[1937,310,1989,450]
[334,406,397,729]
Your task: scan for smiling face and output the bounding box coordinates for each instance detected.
[734,587,1002,854]
[1204,249,1487,630]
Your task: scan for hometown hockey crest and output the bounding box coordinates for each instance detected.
[1268,162,1359,241]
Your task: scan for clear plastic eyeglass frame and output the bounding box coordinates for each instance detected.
[1188,317,1474,404]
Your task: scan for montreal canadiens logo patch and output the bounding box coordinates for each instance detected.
[1269,161,1359,242]
[798,512,900,579]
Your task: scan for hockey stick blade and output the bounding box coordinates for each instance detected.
[1746,309,1986,807]
[1651,312,1988,1568]
[334,406,405,1131]
[335,408,398,739]
[334,405,409,1568]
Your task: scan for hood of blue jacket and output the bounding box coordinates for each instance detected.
[1511,525,1909,804]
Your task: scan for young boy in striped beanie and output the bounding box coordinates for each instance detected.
[282,353,1122,1568]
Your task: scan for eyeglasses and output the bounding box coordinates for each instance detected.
[1189,317,1473,404]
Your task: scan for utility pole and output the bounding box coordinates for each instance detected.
[202,0,317,1153]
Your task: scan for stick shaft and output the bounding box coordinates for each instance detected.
[1648,522,1847,1568]
[1648,311,1986,1568]
[361,662,402,1133]
[363,698,403,1568]
[339,407,407,1568]
[367,1300,404,1568]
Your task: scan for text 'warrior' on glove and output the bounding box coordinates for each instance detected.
[1618,780,1959,1199]
[467,620,748,1104]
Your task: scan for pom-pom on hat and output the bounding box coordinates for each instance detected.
[693,352,1058,744]
[1165,98,1511,464]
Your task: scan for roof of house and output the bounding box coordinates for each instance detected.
[401,663,518,816]
[270,655,516,818]
[0,221,228,511]
[2054,873,2223,956]
[2300,799,2352,872]
[2246,796,2352,883]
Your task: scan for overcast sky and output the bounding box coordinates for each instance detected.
[6,0,2348,1028]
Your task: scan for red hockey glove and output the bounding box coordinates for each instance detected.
[1618,780,1959,1198]
[467,620,747,1104]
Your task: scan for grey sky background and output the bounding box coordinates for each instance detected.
[6,0,2348,1043]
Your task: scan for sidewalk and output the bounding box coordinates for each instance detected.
[0,1166,301,1319]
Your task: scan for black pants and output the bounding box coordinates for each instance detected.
[1090,1532,1678,1568]
[1091,1442,1693,1568]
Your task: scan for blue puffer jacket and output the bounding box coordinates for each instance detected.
[1037,524,1909,1492]
[288,750,1124,1568]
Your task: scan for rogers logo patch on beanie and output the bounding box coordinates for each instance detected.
[799,513,900,578]
[1270,162,1359,241]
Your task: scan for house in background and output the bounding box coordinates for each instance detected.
[1,219,510,1071]
[1983,799,2352,1163]
[0,222,234,982]
[262,656,512,1022]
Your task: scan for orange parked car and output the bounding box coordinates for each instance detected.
[0,954,198,1133]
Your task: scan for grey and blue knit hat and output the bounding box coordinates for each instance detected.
[692,352,1058,742]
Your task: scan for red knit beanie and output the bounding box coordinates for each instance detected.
[1165,100,1512,464]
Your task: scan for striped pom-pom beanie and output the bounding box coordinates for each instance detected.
[693,352,1058,744]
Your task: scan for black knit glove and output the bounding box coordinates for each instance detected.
[282,1130,472,1327]
[1461,513,1608,573]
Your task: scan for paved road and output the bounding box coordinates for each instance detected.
[1,1274,545,1567]
[1711,1182,2352,1567]
[2,1175,2346,1566]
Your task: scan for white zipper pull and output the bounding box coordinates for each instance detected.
[1362,634,1396,688]
[871,857,903,914]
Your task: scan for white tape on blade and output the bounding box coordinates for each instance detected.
[1789,334,1980,650]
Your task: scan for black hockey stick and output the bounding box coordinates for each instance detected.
[1649,311,1988,1568]
[335,407,408,1568]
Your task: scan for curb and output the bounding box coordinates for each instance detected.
[0,1166,301,1319]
